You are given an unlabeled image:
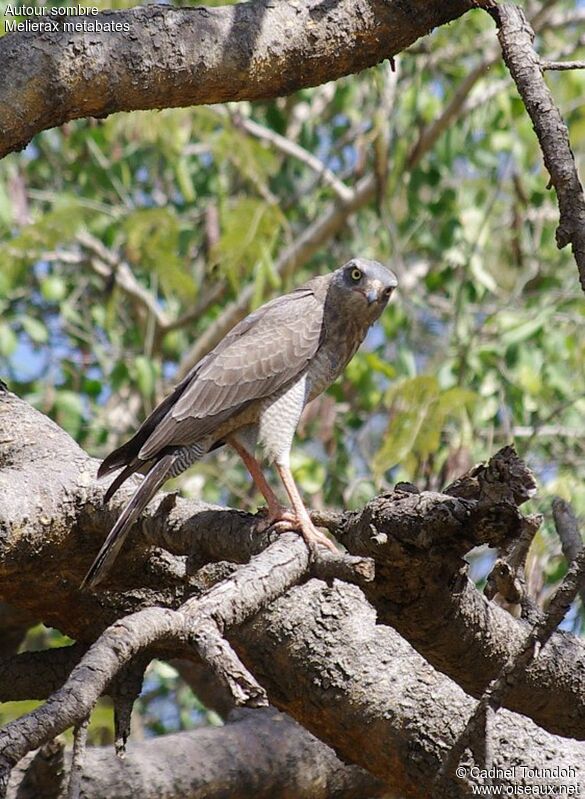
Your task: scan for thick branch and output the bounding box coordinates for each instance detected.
[3,391,585,752]
[0,394,585,797]
[7,709,384,799]
[234,580,585,798]
[338,451,585,741]
[0,603,35,658]
[437,535,585,791]
[0,644,87,702]
[0,0,470,159]
[0,532,309,776]
[0,523,369,784]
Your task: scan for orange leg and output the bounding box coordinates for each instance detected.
[229,437,336,553]
[275,462,338,554]
[228,436,284,519]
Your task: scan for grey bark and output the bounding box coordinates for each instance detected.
[235,579,585,798]
[0,0,470,158]
[1,389,585,798]
[488,2,585,290]
[7,708,384,799]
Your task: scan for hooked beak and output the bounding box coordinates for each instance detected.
[364,279,392,306]
[365,288,380,306]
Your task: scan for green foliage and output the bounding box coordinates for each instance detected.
[373,377,477,478]
[211,197,284,290]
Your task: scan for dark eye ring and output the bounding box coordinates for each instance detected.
[350,268,362,282]
[383,286,394,297]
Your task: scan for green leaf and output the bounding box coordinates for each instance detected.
[176,158,196,203]
[133,355,156,399]
[54,391,84,438]
[502,317,548,347]
[211,197,284,288]
[373,377,477,477]
[21,316,48,344]
[40,276,67,302]
[122,207,196,299]
[0,323,17,357]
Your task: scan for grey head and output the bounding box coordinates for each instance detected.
[328,257,398,326]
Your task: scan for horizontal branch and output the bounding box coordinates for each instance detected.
[7,708,384,799]
[2,392,585,777]
[541,59,585,71]
[0,0,470,159]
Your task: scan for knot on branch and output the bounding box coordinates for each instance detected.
[445,445,537,506]
[339,447,538,562]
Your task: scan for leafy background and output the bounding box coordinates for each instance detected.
[1,0,584,740]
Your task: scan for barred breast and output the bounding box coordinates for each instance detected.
[257,375,309,466]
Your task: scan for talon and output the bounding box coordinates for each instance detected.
[300,524,339,554]
[253,492,339,554]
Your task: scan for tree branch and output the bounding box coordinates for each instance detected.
[0,528,370,786]
[484,2,585,291]
[0,644,88,702]
[436,538,585,793]
[552,496,585,609]
[76,232,171,332]
[7,708,385,799]
[235,580,585,798]
[228,110,355,203]
[541,59,585,71]
[3,391,585,796]
[0,0,470,159]
[3,391,585,742]
[0,603,35,658]
[338,447,585,741]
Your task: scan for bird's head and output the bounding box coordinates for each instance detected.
[331,258,398,324]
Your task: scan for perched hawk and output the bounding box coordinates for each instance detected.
[82,258,397,588]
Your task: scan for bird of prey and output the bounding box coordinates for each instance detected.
[82,258,397,589]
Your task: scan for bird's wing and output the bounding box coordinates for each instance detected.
[137,286,326,460]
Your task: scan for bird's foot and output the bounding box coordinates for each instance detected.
[263,510,338,554]
[255,506,338,553]
[254,505,293,533]
[298,519,339,555]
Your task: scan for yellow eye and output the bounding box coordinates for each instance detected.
[350,268,362,282]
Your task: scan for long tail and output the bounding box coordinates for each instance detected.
[81,454,174,590]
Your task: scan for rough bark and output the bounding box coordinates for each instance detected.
[2,387,585,798]
[337,484,585,741]
[235,579,585,799]
[2,389,585,746]
[0,0,470,158]
[0,603,35,657]
[487,3,585,290]
[6,708,384,799]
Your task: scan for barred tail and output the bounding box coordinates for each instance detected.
[81,454,174,590]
